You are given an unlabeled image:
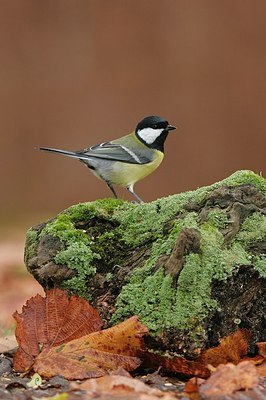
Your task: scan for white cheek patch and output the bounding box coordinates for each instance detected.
[137,128,164,144]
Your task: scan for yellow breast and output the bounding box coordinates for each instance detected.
[108,150,164,187]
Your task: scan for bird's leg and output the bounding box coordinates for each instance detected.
[127,185,144,203]
[106,182,118,199]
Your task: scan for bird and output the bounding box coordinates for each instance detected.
[40,115,176,203]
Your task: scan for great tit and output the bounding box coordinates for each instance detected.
[40,115,176,203]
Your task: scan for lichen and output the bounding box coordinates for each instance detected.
[24,228,38,264]
[234,212,266,247]
[112,268,175,333]
[122,212,199,288]
[35,198,127,298]
[113,219,252,334]
[54,242,99,298]
[170,228,251,330]
[114,170,266,247]
[253,255,266,277]
[105,272,113,282]
[41,214,90,245]
[67,198,125,222]
[233,211,266,277]
[206,209,229,229]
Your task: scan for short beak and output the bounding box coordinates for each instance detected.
[166,124,176,131]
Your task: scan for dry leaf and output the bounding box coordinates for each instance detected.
[13,289,148,379]
[184,377,205,400]
[255,342,266,377]
[144,329,254,379]
[199,360,259,396]
[257,342,266,357]
[13,288,103,371]
[13,288,263,383]
[257,361,266,377]
[73,374,177,399]
[201,329,251,367]
[34,316,148,379]
[144,351,210,379]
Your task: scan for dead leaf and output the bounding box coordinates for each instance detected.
[13,289,148,379]
[184,377,205,400]
[199,360,259,396]
[13,288,103,371]
[143,351,210,379]
[201,329,251,366]
[143,329,256,379]
[257,361,266,377]
[255,343,266,377]
[257,342,266,357]
[34,316,148,379]
[72,374,177,399]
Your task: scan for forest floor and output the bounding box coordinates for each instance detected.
[1,238,266,400]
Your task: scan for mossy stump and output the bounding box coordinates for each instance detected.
[25,171,266,356]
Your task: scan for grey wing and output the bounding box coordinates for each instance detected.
[76,141,150,164]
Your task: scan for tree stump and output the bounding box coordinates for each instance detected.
[25,171,266,356]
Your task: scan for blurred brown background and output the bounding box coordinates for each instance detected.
[1,0,266,223]
[0,1,266,325]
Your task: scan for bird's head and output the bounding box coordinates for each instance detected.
[135,115,176,151]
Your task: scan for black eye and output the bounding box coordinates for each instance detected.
[153,124,158,129]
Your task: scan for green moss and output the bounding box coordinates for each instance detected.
[206,210,229,230]
[127,213,199,285]
[112,213,199,331]
[113,219,252,335]
[105,272,113,282]
[41,214,89,245]
[172,254,217,328]
[95,231,119,259]
[112,268,175,333]
[55,242,99,298]
[36,198,126,298]
[28,170,266,335]
[40,215,96,297]
[115,170,266,247]
[24,228,38,263]
[253,256,266,277]
[233,212,266,277]
[171,226,251,331]
[67,198,125,222]
[234,212,266,247]
[225,170,266,193]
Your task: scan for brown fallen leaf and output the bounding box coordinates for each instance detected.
[13,288,103,371]
[13,289,148,379]
[256,342,266,377]
[144,329,255,379]
[34,316,148,379]
[144,351,210,379]
[257,342,266,357]
[257,362,266,377]
[72,374,178,399]
[184,377,205,400]
[199,360,259,397]
[200,329,251,367]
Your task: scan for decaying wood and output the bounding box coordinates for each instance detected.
[24,181,266,355]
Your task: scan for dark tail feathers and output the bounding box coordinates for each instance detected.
[39,147,80,159]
